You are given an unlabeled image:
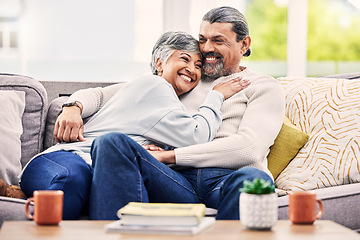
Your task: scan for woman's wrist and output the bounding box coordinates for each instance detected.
[161,150,176,164]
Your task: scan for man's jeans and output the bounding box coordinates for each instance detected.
[21,151,92,220]
[90,132,273,220]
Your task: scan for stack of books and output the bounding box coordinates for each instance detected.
[105,202,216,235]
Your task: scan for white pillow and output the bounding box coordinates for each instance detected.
[275,77,360,191]
[0,90,25,185]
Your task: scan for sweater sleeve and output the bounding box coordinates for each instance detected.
[174,76,285,169]
[143,87,225,148]
[68,83,124,118]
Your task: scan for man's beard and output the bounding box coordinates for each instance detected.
[202,52,232,79]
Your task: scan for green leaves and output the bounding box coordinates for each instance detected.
[245,0,360,62]
[239,178,275,194]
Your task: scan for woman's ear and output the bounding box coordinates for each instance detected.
[155,58,163,76]
[240,36,251,55]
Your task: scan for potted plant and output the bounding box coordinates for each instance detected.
[239,178,278,230]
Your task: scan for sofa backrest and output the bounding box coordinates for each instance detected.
[40,81,115,103]
[0,73,48,168]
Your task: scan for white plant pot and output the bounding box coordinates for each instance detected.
[239,192,278,230]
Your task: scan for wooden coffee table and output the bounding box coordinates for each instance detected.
[0,220,359,240]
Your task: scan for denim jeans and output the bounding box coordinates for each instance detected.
[90,132,273,220]
[20,151,93,220]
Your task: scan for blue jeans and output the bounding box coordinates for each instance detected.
[89,132,273,220]
[20,151,93,220]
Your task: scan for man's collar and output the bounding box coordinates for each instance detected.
[239,66,247,72]
[201,66,247,82]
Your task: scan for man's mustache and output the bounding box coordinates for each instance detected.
[202,52,223,60]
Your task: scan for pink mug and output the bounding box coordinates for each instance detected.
[289,191,323,224]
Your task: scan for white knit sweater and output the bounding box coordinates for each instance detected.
[70,68,285,178]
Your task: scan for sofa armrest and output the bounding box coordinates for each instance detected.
[44,96,94,150]
[0,73,48,168]
[44,96,68,150]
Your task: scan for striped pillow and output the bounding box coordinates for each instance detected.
[275,77,360,191]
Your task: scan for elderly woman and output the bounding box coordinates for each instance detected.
[18,31,249,219]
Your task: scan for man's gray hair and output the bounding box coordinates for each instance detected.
[150,31,200,75]
[202,6,251,57]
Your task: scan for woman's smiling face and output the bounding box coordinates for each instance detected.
[156,50,202,96]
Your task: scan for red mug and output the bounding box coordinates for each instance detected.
[25,190,63,225]
[289,191,323,224]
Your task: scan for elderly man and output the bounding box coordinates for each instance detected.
[88,6,284,220]
[21,6,285,220]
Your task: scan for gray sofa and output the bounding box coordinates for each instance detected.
[0,73,359,232]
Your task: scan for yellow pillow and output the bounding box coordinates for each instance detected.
[267,117,309,180]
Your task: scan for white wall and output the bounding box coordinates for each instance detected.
[21,0,135,61]
[15,0,142,81]
[287,0,307,77]
[0,0,165,81]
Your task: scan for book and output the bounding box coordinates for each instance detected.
[117,202,206,227]
[105,217,216,235]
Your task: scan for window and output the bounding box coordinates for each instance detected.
[0,17,19,51]
[10,31,17,48]
[243,0,288,77]
[307,0,360,76]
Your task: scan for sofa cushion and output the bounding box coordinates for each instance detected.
[0,196,30,227]
[0,91,25,185]
[267,117,309,180]
[0,74,48,169]
[276,77,360,191]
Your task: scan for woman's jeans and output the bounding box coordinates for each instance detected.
[20,151,93,220]
[89,132,273,220]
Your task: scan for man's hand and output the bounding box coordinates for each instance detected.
[142,144,164,152]
[54,106,85,143]
[143,145,176,164]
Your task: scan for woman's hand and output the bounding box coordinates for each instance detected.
[143,145,176,164]
[54,106,85,143]
[213,77,250,99]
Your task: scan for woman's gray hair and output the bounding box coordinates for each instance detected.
[150,31,200,75]
[202,6,251,57]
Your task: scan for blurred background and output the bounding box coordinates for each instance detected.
[0,0,359,82]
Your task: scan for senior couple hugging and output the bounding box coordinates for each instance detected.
[5,6,285,220]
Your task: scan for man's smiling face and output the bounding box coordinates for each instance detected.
[199,21,247,79]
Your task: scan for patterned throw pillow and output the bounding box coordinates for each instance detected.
[275,77,360,191]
